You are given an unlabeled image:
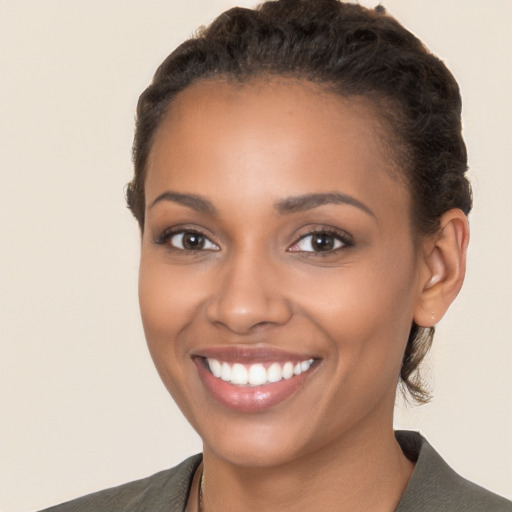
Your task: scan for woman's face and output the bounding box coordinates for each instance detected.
[139,79,426,468]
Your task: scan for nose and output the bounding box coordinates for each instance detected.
[205,250,293,335]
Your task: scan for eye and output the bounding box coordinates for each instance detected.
[162,230,219,251]
[288,230,350,253]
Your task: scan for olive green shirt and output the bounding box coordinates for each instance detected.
[41,431,511,511]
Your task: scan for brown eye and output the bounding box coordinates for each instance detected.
[311,233,336,251]
[289,231,349,253]
[169,231,219,251]
[182,232,205,250]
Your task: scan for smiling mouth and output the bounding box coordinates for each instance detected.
[194,351,319,412]
[204,358,316,386]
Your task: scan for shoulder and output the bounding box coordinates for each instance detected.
[39,454,202,512]
[395,431,512,512]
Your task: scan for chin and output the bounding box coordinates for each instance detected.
[196,413,309,468]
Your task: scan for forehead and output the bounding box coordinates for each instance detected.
[145,78,409,217]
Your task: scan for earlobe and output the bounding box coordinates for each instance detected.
[414,209,470,327]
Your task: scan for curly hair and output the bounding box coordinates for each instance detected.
[127,0,472,403]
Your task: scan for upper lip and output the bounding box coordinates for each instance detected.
[193,345,318,363]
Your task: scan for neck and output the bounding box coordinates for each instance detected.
[198,420,414,512]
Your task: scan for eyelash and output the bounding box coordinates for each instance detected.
[154,227,353,256]
[154,228,219,253]
[288,228,353,257]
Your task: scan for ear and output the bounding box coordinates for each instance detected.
[414,209,470,328]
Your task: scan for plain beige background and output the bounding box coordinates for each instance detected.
[1,1,511,510]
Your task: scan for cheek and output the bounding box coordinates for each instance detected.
[138,250,204,336]
[295,246,418,377]
[137,251,209,415]
[137,250,200,377]
[139,264,176,343]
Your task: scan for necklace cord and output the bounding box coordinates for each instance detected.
[198,467,205,512]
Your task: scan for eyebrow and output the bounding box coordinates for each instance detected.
[275,192,375,217]
[149,191,217,215]
[149,190,374,218]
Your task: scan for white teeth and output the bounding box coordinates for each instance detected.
[207,358,315,386]
[209,359,222,378]
[221,362,231,381]
[267,362,283,383]
[282,362,294,379]
[248,364,267,386]
[231,363,248,385]
[301,359,313,372]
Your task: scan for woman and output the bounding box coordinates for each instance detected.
[41,1,511,511]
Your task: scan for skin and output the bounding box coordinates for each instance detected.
[139,79,469,512]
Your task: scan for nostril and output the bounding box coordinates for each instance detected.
[205,295,293,334]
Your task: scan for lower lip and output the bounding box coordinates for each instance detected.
[194,358,315,413]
